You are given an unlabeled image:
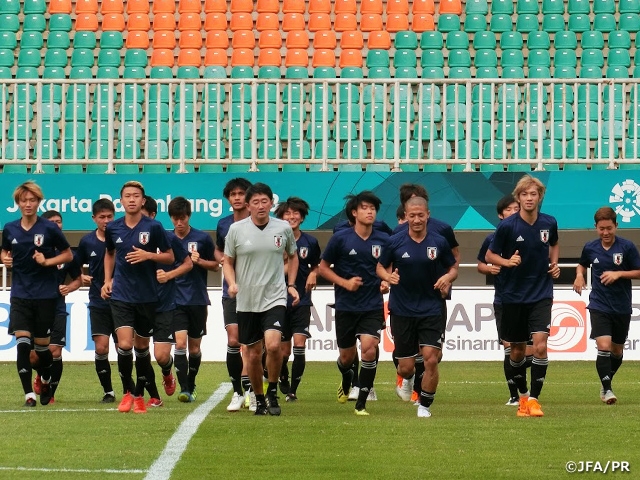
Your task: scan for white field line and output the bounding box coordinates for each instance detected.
[0,407,117,414]
[0,466,147,474]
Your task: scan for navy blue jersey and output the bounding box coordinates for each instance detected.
[1,217,71,299]
[55,252,82,316]
[333,219,393,235]
[157,232,189,312]
[379,231,456,317]
[105,215,171,303]
[488,212,559,304]
[392,217,459,249]
[175,227,214,306]
[322,227,389,311]
[477,232,504,305]
[288,231,321,307]
[579,236,640,315]
[75,230,110,310]
[216,214,235,298]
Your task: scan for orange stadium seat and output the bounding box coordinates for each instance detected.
[177,49,202,67]
[154,13,177,30]
[230,0,254,13]
[360,0,383,14]
[101,0,124,13]
[180,31,203,48]
[257,13,279,31]
[314,30,336,48]
[439,0,462,14]
[204,13,227,30]
[284,12,307,30]
[126,31,150,49]
[312,49,336,67]
[128,13,151,31]
[342,30,364,48]
[102,13,125,31]
[231,48,255,67]
[335,0,357,14]
[204,0,226,13]
[178,13,201,31]
[179,0,202,13]
[261,30,284,48]
[361,14,383,31]
[153,31,177,49]
[307,13,330,31]
[339,49,363,67]
[204,48,228,66]
[368,30,391,49]
[153,0,176,13]
[257,0,280,13]
[233,30,256,48]
[49,0,72,14]
[386,13,409,32]
[76,14,99,31]
[206,30,229,48]
[257,48,282,66]
[387,0,409,14]
[413,0,435,14]
[283,0,306,13]
[150,49,175,67]
[75,0,98,14]
[412,14,435,32]
[230,12,253,31]
[126,0,150,14]
[285,49,308,67]
[309,0,331,13]
[334,13,357,31]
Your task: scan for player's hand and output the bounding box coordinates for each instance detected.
[305,272,317,292]
[507,250,521,267]
[81,274,92,286]
[573,276,585,295]
[380,280,390,294]
[33,251,47,266]
[126,246,149,264]
[434,273,452,292]
[101,280,113,299]
[228,283,238,298]
[600,270,620,286]
[156,269,169,284]
[289,286,300,307]
[548,262,560,279]
[191,251,201,264]
[387,268,400,285]
[439,285,450,299]
[2,251,12,268]
[342,276,363,292]
[59,284,71,296]
[489,264,501,275]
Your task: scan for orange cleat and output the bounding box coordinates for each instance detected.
[118,393,134,413]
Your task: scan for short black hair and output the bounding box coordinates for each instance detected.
[120,180,145,197]
[395,204,405,221]
[245,182,273,203]
[496,194,517,216]
[168,196,192,218]
[143,195,158,215]
[223,177,252,199]
[42,210,61,220]
[399,183,428,205]
[92,198,115,215]
[275,196,310,220]
[345,191,381,223]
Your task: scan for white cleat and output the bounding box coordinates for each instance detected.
[248,391,257,412]
[348,386,359,401]
[396,377,414,402]
[417,405,432,418]
[603,389,617,405]
[505,397,520,406]
[226,393,244,412]
[600,388,606,403]
[367,387,378,401]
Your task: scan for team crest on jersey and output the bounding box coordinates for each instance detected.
[33,234,44,246]
[139,232,150,245]
[427,247,438,260]
[188,242,198,253]
[57,264,64,270]
[299,246,308,259]
[613,253,623,266]
[371,245,381,258]
[274,235,283,248]
[540,230,549,243]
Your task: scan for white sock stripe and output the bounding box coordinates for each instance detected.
[504,347,511,355]
[16,337,31,346]
[53,356,62,361]
[597,350,611,357]
[34,344,49,352]
[510,357,527,368]
[135,348,150,358]
[117,348,132,356]
[361,360,377,369]
[226,346,240,354]
[532,357,549,366]
[174,349,187,356]
[292,347,306,355]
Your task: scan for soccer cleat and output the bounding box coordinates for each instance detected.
[396,374,403,388]
[101,393,116,404]
[285,393,298,402]
[248,391,257,412]
[396,377,413,402]
[147,397,164,408]
[267,394,281,416]
[118,393,134,413]
[603,390,617,405]
[600,388,606,403]
[243,391,251,409]
[254,403,268,415]
[262,377,268,395]
[367,387,378,401]
[190,389,197,401]
[133,396,147,414]
[49,397,55,405]
[355,407,370,416]
[24,395,36,408]
[417,405,432,418]
[526,398,544,417]
[337,384,349,404]
[226,393,244,412]
[516,396,530,417]
[178,391,196,403]
[33,375,42,395]
[505,397,520,406]
[411,391,419,404]
[162,374,176,396]
[279,376,290,395]
[39,380,52,406]
[348,386,359,401]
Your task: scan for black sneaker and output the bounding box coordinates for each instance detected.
[285,393,298,402]
[267,393,281,416]
[23,397,36,408]
[279,376,290,395]
[40,381,52,405]
[254,402,268,415]
[101,393,116,404]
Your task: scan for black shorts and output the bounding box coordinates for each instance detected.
[500,299,552,344]
[222,297,237,328]
[335,309,384,350]
[174,304,208,339]
[391,314,444,358]
[154,310,176,344]
[89,307,118,343]
[237,306,286,346]
[8,297,57,339]
[110,299,156,338]
[50,314,68,347]
[282,305,312,341]
[589,310,631,345]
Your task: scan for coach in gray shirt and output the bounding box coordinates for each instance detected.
[223,182,299,416]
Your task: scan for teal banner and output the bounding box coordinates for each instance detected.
[0,171,638,231]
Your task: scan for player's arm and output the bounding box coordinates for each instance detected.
[286,252,300,306]
[1,249,12,268]
[318,259,363,291]
[548,243,560,278]
[573,264,587,294]
[157,255,193,283]
[192,255,219,271]
[486,249,520,268]
[222,254,238,296]
[305,265,318,291]
[375,262,399,285]
[102,248,115,298]
[60,275,82,296]
[600,268,640,285]
[34,247,73,267]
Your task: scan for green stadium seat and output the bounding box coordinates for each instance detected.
[314,140,337,159]
[517,0,539,13]
[49,14,72,32]
[491,0,513,14]
[173,139,199,159]
[287,140,312,160]
[474,49,497,67]
[372,140,393,159]
[48,31,70,49]
[448,66,472,78]
[496,121,519,141]
[568,0,590,13]
[594,139,620,159]
[421,66,444,78]
[395,66,418,78]
[542,14,565,32]
[280,122,303,141]
[540,139,562,159]
[394,50,417,67]
[6,141,29,159]
[7,121,32,140]
[463,13,486,32]
[413,122,436,141]
[10,104,34,122]
[0,14,19,32]
[594,0,615,14]
[41,122,61,142]
[420,31,443,48]
[64,121,86,142]
[44,48,68,68]
[421,49,444,67]
[475,67,499,78]
[555,49,577,67]
[437,14,461,32]
[601,120,624,139]
[528,50,551,67]
[516,14,539,32]
[619,13,640,32]
[523,121,547,140]
[24,0,46,14]
[455,140,480,159]
[368,66,391,78]
[511,140,536,159]
[466,0,488,14]
[579,66,603,78]
[441,119,465,140]
[334,121,358,140]
[581,49,605,67]
[568,14,592,32]
[529,66,551,77]
[61,140,86,160]
[501,32,523,50]
[362,122,383,141]
[581,31,604,49]
[0,31,16,49]
[21,32,43,49]
[124,49,148,68]
[101,31,124,49]
[473,31,496,49]
[73,31,96,49]
[448,49,471,67]
[116,140,141,159]
[526,84,548,104]
[70,48,95,68]
[542,0,565,13]
[501,50,524,67]
[395,30,418,49]
[446,31,469,49]
[399,140,423,160]
[482,140,507,159]
[17,48,41,68]
[386,121,410,141]
[577,120,599,139]
[608,49,631,67]
[98,49,121,68]
[577,102,598,121]
[471,121,491,140]
[609,31,631,49]
[497,102,521,121]
[23,14,46,32]
[0,48,13,67]
[606,66,630,79]
[528,31,550,50]
[489,14,512,32]
[0,0,20,14]
[343,140,367,160]
[594,14,616,32]
[498,84,521,102]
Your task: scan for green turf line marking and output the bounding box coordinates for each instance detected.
[0,467,147,474]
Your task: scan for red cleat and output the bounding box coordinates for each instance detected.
[147,397,164,408]
[33,375,42,395]
[133,396,147,414]
[162,373,176,396]
[118,393,134,413]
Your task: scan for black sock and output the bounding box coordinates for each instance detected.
[95,353,113,394]
[420,390,435,408]
[256,393,266,406]
[267,381,278,398]
[596,350,612,391]
[280,355,290,381]
[529,357,548,399]
[145,360,159,398]
[510,356,528,394]
[392,350,399,369]
[226,345,243,395]
[290,346,306,394]
[610,352,623,379]
[350,354,360,388]
[159,356,173,377]
[34,345,53,383]
[337,358,353,393]
[525,355,533,369]
[188,352,202,392]
[117,347,135,394]
[241,375,252,394]
[413,356,425,394]
[356,359,377,410]
[134,348,156,397]
[503,347,518,399]
[174,348,188,392]
[50,356,63,397]
[262,349,268,379]
[16,338,33,394]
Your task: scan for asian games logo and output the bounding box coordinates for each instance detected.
[548,301,588,353]
[609,179,640,223]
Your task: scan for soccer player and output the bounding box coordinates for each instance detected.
[223,182,299,416]
[318,191,390,416]
[168,196,219,404]
[214,178,255,409]
[573,207,640,405]
[102,181,174,414]
[75,198,118,403]
[141,196,193,407]
[31,210,82,404]
[477,194,533,406]
[377,196,457,418]
[275,197,321,402]
[1,181,73,407]
[486,175,560,418]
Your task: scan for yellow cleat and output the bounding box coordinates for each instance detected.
[355,408,370,416]
[337,384,349,404]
